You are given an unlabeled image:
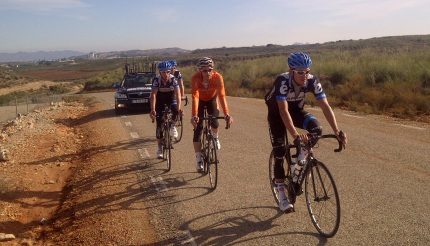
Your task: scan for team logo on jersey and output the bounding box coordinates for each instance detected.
[315,82,323,93]
[279,80,288,95]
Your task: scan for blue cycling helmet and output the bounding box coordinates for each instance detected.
[287,52,312,69]
[157,61,172,71]
[169,60,178,67]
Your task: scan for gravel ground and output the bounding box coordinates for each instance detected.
[0,98,156,245]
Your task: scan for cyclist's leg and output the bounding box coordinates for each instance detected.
[169,100,179,138]
[170,100,179,124]
[192,100,207,171]
[155,112,163,158]
[268,110,293,212]
[290,110,322,193]
[268,110,287,182]
[292,110,322,147]
[206,97,221,148]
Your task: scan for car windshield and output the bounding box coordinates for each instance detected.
[123,75,153,88]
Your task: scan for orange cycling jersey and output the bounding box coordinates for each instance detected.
[191,71,229,116]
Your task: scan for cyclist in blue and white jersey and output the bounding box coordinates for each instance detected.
[169,60,186,100]
[150,61,182,158]
[265,52,347,212]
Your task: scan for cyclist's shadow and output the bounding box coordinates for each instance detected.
[176,206,327,246]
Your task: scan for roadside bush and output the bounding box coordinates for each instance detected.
[49,85,70,94]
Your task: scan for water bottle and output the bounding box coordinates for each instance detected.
[292,160,304,183]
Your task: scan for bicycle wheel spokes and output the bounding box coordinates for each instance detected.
[207,138,218,189]
[269,150,280,205]
[269,150,295,206]
[305,161,340,238]
[174,116,183,143]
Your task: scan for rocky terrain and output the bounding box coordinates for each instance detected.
[0,97,155,245]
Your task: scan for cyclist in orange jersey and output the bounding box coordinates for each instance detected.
[190,57,233,172]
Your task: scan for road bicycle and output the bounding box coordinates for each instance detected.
[269,132,345,238]
[153,104,175,171]
[173,96,188,144]
[198,107,230,190]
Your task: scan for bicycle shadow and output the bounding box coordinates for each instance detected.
[167,206,329,245]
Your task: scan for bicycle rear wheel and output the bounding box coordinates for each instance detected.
[304,160,340,238]
[207,138,218,190]
[174,116,183,143]
[269,150,294,206]
[163,126,172,172]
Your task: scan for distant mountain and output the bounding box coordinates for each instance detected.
[0,50,87,63]
[0,48,193,63]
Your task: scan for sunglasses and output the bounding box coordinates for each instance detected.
[293,70,310,75]
[160,70,171,74]
[201,69,213,73]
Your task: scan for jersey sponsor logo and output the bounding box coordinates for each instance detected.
[279,80,288,95]
[315,82,323,93]
[266,86,275,101]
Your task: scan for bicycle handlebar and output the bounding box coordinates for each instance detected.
[198,115,230,129]
[182,96,188,106]
[308,131,345,152]
[152,104,171,123]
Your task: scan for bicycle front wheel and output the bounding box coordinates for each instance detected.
[207,138,218,190]
[304,160,340,238]
[163,127,172,172]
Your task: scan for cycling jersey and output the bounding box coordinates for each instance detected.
[152,74,180,139]
[152,74,179,108]
[173,70,182,81]
[191,71,229,116]
[265,72,326,112]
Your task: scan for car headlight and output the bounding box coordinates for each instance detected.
[115,93,127,99]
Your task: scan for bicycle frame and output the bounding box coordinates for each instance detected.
[198,107,229,190]
[269,131,345,238]
[160,105,173,171]
[294,133,344,191]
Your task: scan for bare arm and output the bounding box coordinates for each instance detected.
[317,98,347,145]
[179,79,185,100]
[175,87,181,112]
[150,89,157,119]
[277,100,299,139]
[317,98,339,134]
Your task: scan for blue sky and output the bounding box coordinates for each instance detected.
[0,0,429,53]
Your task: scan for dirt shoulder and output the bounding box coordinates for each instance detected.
[0,98,155,245]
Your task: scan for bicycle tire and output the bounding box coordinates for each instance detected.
[269,150,294,206]
[304,160,340,238]
[201,128,209,174]
[163,125,172,172]
[207,137,218,190]
[174,116,183,143]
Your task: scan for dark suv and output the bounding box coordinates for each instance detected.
[113,62,156,114]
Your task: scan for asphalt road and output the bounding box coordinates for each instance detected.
[91,91,429,245]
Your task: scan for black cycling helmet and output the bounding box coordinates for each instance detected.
[287,52,312,69]
[197,57,213,69]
